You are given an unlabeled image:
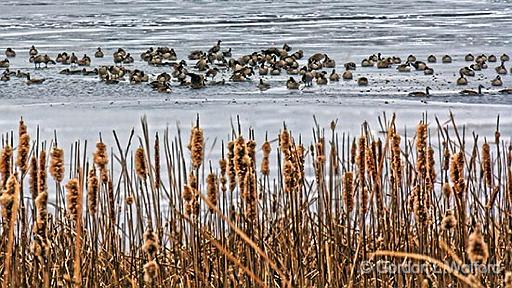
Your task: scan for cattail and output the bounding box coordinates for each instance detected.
[207,172,218,211]
[29,155,38,200]
[415,123,428,178]
[450,152,465,197]
[188,171,197,190]
[234,136,248,191]
[316,137,325,165]
[183,185,194,202]
[413,184,428,225]
[0,145,13,187]
[154,133,160,189]
[442,182,452,201]
[482,143,492,188]
[246,139,256,167]
[344,172,354,213]
[244,168,257,220]
[227,141,237,192]
[33,189,48,255]
[93,141,109,183]
[261,140,271,176]
[188,126,204,169]
[365,145,375,179]
[350,139,357,165]
[143,260,159,284]
[467,224,489,264]
[280,128,291,158]
[283,159,297,194]
[142,228,159,258]
[16,119,30,174]
[219,157,227,193]
[426,146,436,191]
[357,136,366,186]
[361,186,369,215]
[135,146,147,180]
[87,166,98,214]
[443,141,450,171]
[441,210,457,230]
[0,174,20,287]
[49,146,64,183]
[391,134,402,185]
[495,130,501,144]
[38,150,47,196]
[125,195,134,205]
[505,271,512,288]
[294,144,305,184]
[65,178,80,219]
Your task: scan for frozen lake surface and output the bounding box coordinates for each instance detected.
[0,0,511,148]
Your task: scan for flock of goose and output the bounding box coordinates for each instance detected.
[2,42,512,96]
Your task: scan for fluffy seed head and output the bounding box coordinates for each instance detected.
[49,147,65,183]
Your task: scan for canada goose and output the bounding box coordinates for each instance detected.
[31,55,44,68]
[0,74,9,81]
[475,54,487,63]
[0,59,9,68]
[408,87,431,97]
[205,67,219,80]
[78,54,91,66]
[501,53,510,62]
[163,48,177,61]
[442,55,452,63]
[16,70,28,78]
[357,77,368,86]
[230,71,248,82]
[208,40,222,55]
[70,53,78,67]
[377,58,392,69]
[257,79,270,90]
[156,72,171,83]
[81,68,97,76]
[460,84,484,96]
[342,69,353,80]
[361,58,373,67]
[187,73,206,89]
[427,55,436,63]
[407,55,416,63]
[188,50,204,60]
[109,65,125,79]
[491,75,503,86]
[5,48,16,58]
[122,53,134,64]
[113,50,125,65]
[222,47,232,58]
[470,63,481,71]
[495,61,507,75]
[344,62,356,70]
[397,63,411,72]
[322,56,336,68]
[412,61,427,71]
[499,87,512,94]
[301,70,314,87]
[2,69,15,76]
[29,45,38,56]
[309,53,325,62]
[465,53,474,61]
[480,61,488,69]
[457,72,468,85]
[286,77,300,89]
[95,47,104,58]
[307,59,322,70]
[25,73,45,85]
[98,66,109,80]
[460,67,475,77]
[424,66,434,75]
[258,63,269,76]
[104,74,119,85]
[59,68,81,75]
[316,72,328,85]
[392,56,402,64]
[488,55,497,62]
[270,66,281,76]
[329,69,340,81]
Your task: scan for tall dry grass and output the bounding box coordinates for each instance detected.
[0,113,510,287]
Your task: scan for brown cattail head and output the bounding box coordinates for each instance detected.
[0,145,13,187]
[0,174,20,229]
[261,140,271,176]
[343,172,354,213]
[350,139,357,165]
[426,146,436,191]
[93,141,109,183]
[244,167,257,220]
[29,155,38,200]
[16,119,30,174]
[233,136,248,191]
[280,128,291,157]
[482,142,492,188]
[143,260,159,284]
[441,210,457,230]
[188,126,204,169]
[391,133,402,185]
[207,172,218,212]
[246,139,256,167]
[65,178,80,219]
[467,224,489,264]
[443,141,450,171]
[227,141,237,192]
[135,146,147,180]
[505,271,512,288]
[357,136,366,185]
[87,166,98,215]
[38,150,47,196]
[442,182,452,201]
[183,185,194,202]
[49,146,65,183]
[450,152,465,197]
[142,228,159,258]
[415,123,428,178]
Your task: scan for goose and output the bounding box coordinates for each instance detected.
[25,73,45,85]
[205,67,219,80]
[5,48,16,58]
[480,61,488,69]
[187,73,206,89]
[59,68,81,75]
[322,55,336,68]
[307,59,322,70]
[427,55,436,63]
[457,72,468,85]
[488,55,497,62]
[376,58,392,69]
[29,45,38,56]
[70,53,78,67]
[501,53,510,62]
[499,87,512,94]
[82,68,98,76]
[2,69,15,76]
[342,69,353,80]
[122,53,134,64]
[411,61,427,71]
[465,53,474,61]
[392,56,402,64]
[329,69,340,81]
[222,48,232,58]
[257,79,270,90]
[31,55,44,69]
[495,61,507,75]
[344,62,356,70]
[408,87,431,97]
[163,48,177,61]
[286,77,300,89]
[361,58,373,67]
[407,55,416,62]
[397,63,411,72]
[491,75,503,86]
[103,74,119,85]
[460,84,484,96]
[188,50,203,61]
[316,72,328,85]
[95,47,104,58]
[0,59,9,68]
[301,70,314,87]
[476,54,487,63]
[357,77,368,86]
[113,50,125,65]
[270,66,281,76]
[78,54,91,66]
[460,67,475,77]
[16,70,29,78]
[258,63,268,76]
[208,40,222,54]
[98,66,109,80]
[291,50,304,60]
[309,53,325,62]
[470,63,481,71]
[442,55,452,63]
[0,74,9,82]
[424,66,434,75]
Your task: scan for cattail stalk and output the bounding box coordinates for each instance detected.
[0,174,20,288]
